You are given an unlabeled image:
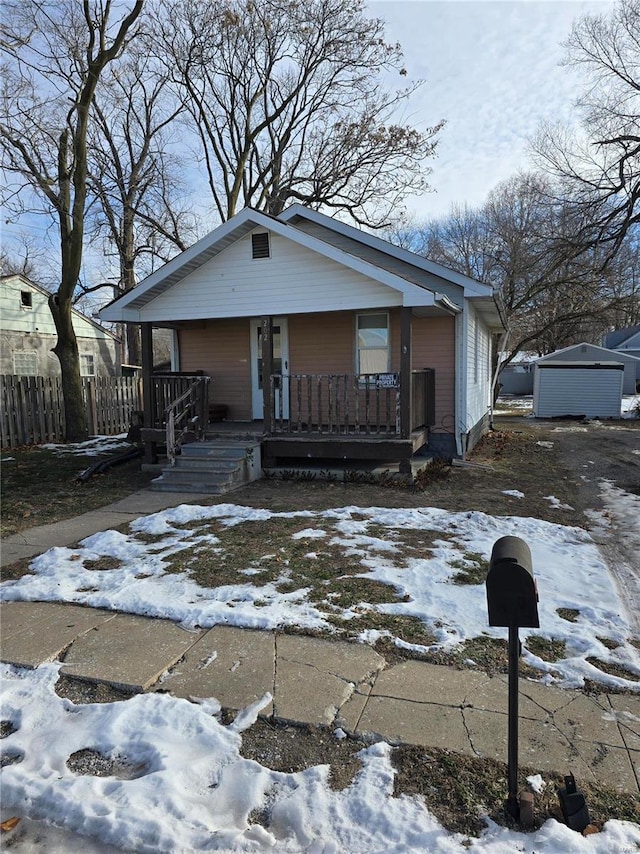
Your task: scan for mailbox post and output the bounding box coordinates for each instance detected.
[486,536,539,820]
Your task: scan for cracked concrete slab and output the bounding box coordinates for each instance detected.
[369,660,487,705]
[518,680,578,714]
[0,602,115,667]
[553,694,626,748]
[463,707,638,792]
[155,625,275,714]
[274,634,383,726]
[356,696,472,753]
[61,613,203,691]
[607,695,640,751]
[464,676,553,721]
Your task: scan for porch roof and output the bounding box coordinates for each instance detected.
[99,208,464,324]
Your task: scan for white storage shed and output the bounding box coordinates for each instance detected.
[536,342,639,394]
[533,361,624,418]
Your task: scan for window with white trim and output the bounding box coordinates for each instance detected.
[13,351,37,375]
[20,290,33,308]
[80,354,95,376]
[356,312,389,375]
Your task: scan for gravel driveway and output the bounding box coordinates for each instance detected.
[515,418,640,629]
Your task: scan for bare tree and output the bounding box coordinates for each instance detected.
[85,41,195,366]
[533,0,640,258]
[1,0,143,441]
[155,0,443,227]
[420,173,639,361]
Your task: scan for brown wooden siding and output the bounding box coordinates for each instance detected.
[412,316,455,434]
[178,319,252,420]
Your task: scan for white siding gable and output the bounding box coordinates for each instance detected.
[139,230,404,322]
[0,277,113,339]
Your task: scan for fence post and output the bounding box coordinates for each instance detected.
[85,378,98,435]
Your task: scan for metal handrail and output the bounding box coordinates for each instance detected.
[164,377,209,465]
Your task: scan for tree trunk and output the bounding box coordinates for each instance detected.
[122,208,142,365]
[49,292,88,442]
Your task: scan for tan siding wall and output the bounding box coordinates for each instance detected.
[412,316,455,434]
[176,310,455,429]
[178,319,252,420]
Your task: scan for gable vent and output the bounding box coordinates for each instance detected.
[252,232,270,259]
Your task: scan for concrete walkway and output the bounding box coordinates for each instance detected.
[1,492,639,796]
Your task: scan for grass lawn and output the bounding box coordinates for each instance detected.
[1,445,154,538]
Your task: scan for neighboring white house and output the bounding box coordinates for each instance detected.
[1,274,121,378]
[603,325,640,383]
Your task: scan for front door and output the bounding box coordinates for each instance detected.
[250,318,289,420]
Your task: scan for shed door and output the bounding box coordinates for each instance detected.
[534,366,623,418]
[250,318,289,420]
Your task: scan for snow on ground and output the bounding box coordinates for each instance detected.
[2,662,639,854]
[2,504,638,692]
[496,394,639,418]
[3,437,640,850]
[40,435,131,456]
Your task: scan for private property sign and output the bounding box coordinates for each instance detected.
[375,373,399,388]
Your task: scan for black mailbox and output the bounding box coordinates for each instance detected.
[486,536,539,628]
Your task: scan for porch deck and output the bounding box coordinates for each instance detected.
[142,370,435,472]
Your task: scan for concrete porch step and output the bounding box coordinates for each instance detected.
[150,440,261,494]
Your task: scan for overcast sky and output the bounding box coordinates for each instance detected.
[370,0,614,220]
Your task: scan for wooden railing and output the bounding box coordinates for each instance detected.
[163,376,210,465]
[270,372,401,435]
[268,369,436,437]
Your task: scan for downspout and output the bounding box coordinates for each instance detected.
[490,330,510,430]
[454,309,466,458]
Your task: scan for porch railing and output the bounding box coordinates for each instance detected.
[269,369,435,436]
[162,376,210,465]
[270,372,399,435]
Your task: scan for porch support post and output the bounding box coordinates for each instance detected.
[141,322,157,463]
[399,307,412,442]
[261,316,274,433]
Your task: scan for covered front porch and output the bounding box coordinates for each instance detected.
[139,313,436,473]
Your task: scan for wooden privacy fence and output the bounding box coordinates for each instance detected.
[0,375,143,448]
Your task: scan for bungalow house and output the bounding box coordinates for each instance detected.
[100,206,504,479]
[1,274,121,378]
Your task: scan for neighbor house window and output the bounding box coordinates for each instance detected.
[251,232,270,259]
[357,313,389,375]
[80,354,95,376]
[13,351,37,375]
[20,291,33,308]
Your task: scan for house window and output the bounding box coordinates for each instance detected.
[20,291,33,308]
[251,232,270,259]
[80,354,95,376]
[357,313,389,375]
[13,351,37,375]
